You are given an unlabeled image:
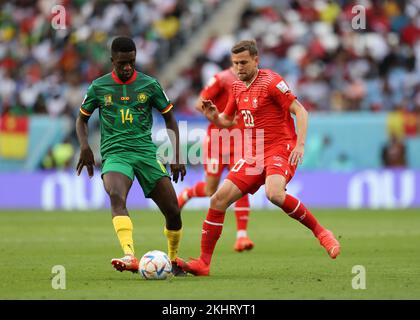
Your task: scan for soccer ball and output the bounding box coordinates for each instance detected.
[139,250,172,280]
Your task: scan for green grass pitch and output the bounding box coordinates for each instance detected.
[0,209,419,300]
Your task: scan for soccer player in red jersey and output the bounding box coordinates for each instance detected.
[177,67,254,252]
[176,40,341,276]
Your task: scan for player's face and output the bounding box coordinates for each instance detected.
[231,51,259,82]
[111,51,136,82]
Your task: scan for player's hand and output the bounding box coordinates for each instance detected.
[76,145,95,177]
[170,163,186,183]
[202,100,218,122]
[289,144,304,166]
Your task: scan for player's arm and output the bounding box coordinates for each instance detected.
[288,99,308,166]
[161,109,186,183]
[195,96,205,114]
[75,86,97,177]
[202,100,236,128]
[75,113,95,177]
[197,75,221,114]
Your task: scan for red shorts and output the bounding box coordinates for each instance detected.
[203,133,243,177]
[226,151,297,195]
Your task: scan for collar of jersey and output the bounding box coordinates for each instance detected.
[245,69,260,88]
[111,70,137,85]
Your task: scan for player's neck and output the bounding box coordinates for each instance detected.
[245,69,259,88]
[111,69,137,84]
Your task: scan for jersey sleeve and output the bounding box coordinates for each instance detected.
[151,80,173,114]
[269,76,297,110]
[80,84,99,117]
[200,75,222,100]
[221,87,237,118]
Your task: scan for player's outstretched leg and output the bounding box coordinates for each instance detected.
[176,212,225,277]
[177,181,207,209]
[150,177,187,276]
[177,180,243,276]
[177,207,226,276]
[233,194,254,252]
[164,227,187,276]
[111,215,140,272]
[280,194,341,259]
[266,175,340,259]
[103,172,139,272]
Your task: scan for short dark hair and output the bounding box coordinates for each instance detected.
[111,36,136,54]
[231,40,258,57]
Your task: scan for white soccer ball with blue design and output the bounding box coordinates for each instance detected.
[139,250,172,280]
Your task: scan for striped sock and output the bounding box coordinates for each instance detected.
[280,194,324,237]
[234,194,250,237]
[200,208,226,265]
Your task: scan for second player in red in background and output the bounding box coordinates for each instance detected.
[176,40,341,276]
[177,65,254,252]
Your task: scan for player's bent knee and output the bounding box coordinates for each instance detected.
[266,190,286,206]
[108,192,126,208]
[210,192,229,210]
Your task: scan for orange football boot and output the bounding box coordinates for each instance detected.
[234,236,254,252]
[111,255,139,273]
[317,229,341,259]
[175,257,210,276]
[177,188,190,210]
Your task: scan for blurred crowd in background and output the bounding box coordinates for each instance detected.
[170,0,420,116]
[0,0,220,118]
[0,0,419,170]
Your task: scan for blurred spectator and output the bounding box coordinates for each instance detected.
[0,0,221,117]
[331,152,355,172]
[381,133,407,168]
[300,135,332,169]
[167,0,419,115]
[41,136,75,170]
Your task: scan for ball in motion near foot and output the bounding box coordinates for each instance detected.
[139,250,172,280]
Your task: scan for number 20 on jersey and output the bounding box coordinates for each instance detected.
[241,110,254,127]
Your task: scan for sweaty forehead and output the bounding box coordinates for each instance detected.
[112,51,136,62]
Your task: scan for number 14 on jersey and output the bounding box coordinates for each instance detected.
[120,108,133,124]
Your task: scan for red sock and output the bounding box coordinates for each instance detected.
[200,208,225,265]
[280,194,324,237]
[234,195,250,233]
[187,181,207,198]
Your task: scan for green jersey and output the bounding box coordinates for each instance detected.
[80,70,173,159]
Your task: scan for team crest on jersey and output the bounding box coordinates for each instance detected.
[137,93,148,103]
[252,98,258,108]
[104,94,113,106]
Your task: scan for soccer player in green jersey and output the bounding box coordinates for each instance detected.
[75,36,187,275]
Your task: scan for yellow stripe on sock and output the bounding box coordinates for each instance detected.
[164,227,182,261]
[113,216,134,255]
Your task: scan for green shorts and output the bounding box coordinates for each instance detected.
[101,152,170,197]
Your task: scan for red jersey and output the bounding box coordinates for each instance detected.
[223,69,297,158]
[200,68,240,133]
